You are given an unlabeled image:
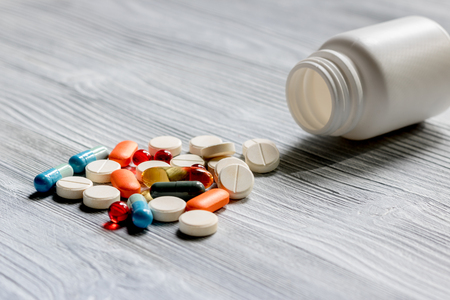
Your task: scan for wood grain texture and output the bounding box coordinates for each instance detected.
[1,0,450,299]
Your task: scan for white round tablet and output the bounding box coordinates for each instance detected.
[136,160,171,181]
[56,176,93,199]
[179,210,218,237]
[201,142,235,159]
[170,154,205,168]
[148,136,182,156]
[83,185,120,209]
[149,196,186,222]
[85,159,121,183]
[245,142,280,173]
[189,135,223,156]
[217,164,254,200]
[242,138,277,156]
[214,157,249,183]
[206,156,228,178]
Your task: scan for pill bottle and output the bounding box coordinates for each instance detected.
[286,16,450,140]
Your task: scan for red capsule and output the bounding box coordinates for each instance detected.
[191,164,206,170]
[108,201,130,223]
[154,149,173,164]
[133,149,153,166]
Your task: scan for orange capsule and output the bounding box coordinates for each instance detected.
[111,169,141,198]
[109,140,138,167]
[185,188,229,212]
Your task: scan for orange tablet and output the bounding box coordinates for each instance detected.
[111,169,141,198]
[185,188,229,212]
[109,140,138,167]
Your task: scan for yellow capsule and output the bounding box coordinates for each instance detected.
[142,167,169,188]
[165,167,189,181]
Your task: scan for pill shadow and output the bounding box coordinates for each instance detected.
[79,203,106,214]
[28,188,55,201]
[52,194,82,205]
[176,229,213,241]
[279,122,430,174]
[126,219,147,236]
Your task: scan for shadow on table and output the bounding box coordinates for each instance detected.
[278,122,438,175]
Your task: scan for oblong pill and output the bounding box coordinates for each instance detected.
[148,136,182,156]
[185,188,229,212]
[34,163,74,193]
[150,181,205,201]
[149,196,186,222]
[170,154,205,168]
[136,160,170,182]
[245,142,280,173]
[85,159,121,183]
[128,194,153,228]
[242,138,277,156]
[189,135,223,156]
[201,142,235,159]
[110,169,141,198]
[56,176,93,199]
[109,140,138,167]
[179,210,218,237]
[83,185,120,209]
[214,157,249,183]
[217,164,254,200]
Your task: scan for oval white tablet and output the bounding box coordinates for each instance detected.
[242,138,277,156]
[245,142,280,173]
[179,210,218,237]
[217,164,254,200]
[136,160,171,182]
[149,196,186,222]
[56,176,93,199]
[83,185,120,209]
[201,142,235,159]
[214,157,249,183]
[85,159,121,183]
[189,135,223,156]
[148,136,182,156]
[170,154,205,168]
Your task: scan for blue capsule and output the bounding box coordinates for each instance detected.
[34,163,74,192]
[68,146,109,173]
[127,194,153,228]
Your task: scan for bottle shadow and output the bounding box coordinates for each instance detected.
[278,122,436,176]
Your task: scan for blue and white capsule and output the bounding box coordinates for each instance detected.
[127,194,153,228]
[34,163,74,193]
[68,146,109,173]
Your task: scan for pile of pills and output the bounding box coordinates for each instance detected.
[34,136,280,237]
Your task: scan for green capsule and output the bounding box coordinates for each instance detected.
[150,181,205,201]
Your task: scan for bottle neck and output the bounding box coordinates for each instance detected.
[286,50,364,136]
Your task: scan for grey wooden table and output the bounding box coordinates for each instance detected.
[1,0,450,299]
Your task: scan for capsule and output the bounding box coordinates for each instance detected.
[109,140,138,167]
[185,188,229,212]
[68,146,109,173]
[150,181,205,201]
[142,167,214,189]
[34,163,74,193]
[127,194,153,228]
[110,169,141,198]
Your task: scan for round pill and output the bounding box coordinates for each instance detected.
[148,136,182,156]
[179,210,218,237]
[245,142,280,173]
[217,164,254,200]
[85,159,121,183]
[149,196,186,222]
[242,138,277,156]
[206,156,228,178]
[56,176,93,199]
[83,185,120,209]
[189,135,223,156]
[214,157,249,183]
[136,160,170,182]
[201,142,235,159]
[170,154,205,168]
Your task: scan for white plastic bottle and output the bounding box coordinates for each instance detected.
[286,16,450,140]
